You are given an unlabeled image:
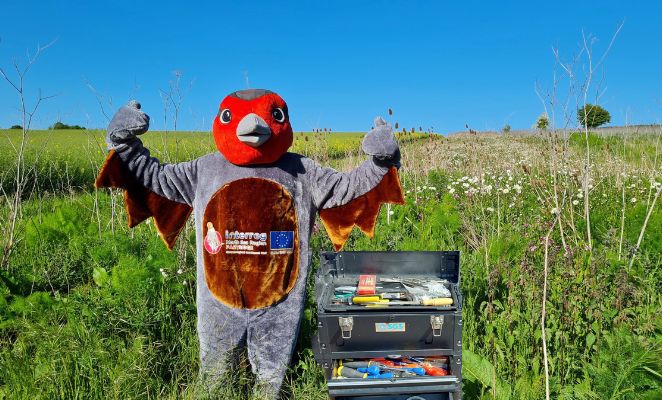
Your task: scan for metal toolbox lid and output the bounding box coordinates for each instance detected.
[319,251,460,284]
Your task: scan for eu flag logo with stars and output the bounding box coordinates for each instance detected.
[270,231,294,250]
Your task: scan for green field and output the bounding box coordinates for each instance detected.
[0,128,660,399]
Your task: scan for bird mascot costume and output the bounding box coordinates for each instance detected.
[95,89,404,397]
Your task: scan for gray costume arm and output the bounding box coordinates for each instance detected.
[106,101,197,206]
[307,117,400,209]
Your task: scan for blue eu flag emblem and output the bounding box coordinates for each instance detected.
[270,231,294,250]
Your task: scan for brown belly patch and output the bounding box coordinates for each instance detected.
[202,178,299,309]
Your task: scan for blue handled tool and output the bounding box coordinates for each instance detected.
[357,366,381,376]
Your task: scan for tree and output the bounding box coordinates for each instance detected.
[9,124,23,130]
[577,104,610,128]
[502,124,511,133]
[536,113,549,131]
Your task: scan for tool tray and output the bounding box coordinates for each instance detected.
[312,251,463,399]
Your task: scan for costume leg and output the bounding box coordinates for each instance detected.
[246,271,308,398]
[197,292,248,385]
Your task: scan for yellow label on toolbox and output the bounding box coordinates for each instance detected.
[375,322,406,332]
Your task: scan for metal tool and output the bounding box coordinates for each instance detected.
[359,297,454,306]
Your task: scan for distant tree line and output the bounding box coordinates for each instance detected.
[5,122,85,130]
[49,122,85,130]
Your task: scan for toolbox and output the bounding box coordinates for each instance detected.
[312,251,463,400]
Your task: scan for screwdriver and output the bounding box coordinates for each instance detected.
[337,365,394,379]
[359,297,454,306]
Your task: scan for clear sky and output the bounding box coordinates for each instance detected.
[1,1,660,133]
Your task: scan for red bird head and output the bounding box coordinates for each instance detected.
[212,89,293,165]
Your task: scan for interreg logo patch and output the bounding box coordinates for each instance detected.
[225,230,267,241]
[270,231,294,250]
[223,230,268,255]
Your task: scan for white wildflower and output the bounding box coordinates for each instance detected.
[577,193,584,199]
[502,188,510,194]
[551,208,560,215]
[486,207,494,212]
[572,200,579,205]
[448,188,456,194]
[183,280,187,286]
[177,268,183,275]
[631,197,637,203]
[388,210,395,216]
[462,182,470,188]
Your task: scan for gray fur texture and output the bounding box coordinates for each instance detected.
[105,101,400,397]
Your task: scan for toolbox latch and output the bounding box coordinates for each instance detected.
[430,315,444,337]
[338,317,354,339]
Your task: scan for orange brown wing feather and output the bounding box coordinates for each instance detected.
[319,167,404,251]
[95,150,192,249]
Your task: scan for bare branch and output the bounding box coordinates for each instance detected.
[85,80,113,122]
[593,21,624,73]
[0,38,57,269]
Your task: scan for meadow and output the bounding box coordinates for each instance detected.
[0,127,659,399]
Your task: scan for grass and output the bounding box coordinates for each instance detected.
[0,129,660,399]
[0,129,425,195]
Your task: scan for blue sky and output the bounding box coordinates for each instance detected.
[1,1,660,132]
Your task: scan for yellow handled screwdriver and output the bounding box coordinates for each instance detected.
[351,295,384,304]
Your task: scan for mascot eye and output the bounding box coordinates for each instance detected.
[220,109,232,124]
[272,108,286,123]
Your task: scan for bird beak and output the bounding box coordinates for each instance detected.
[236,113,272,147]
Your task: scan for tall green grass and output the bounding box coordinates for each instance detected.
[0,131,660,399]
